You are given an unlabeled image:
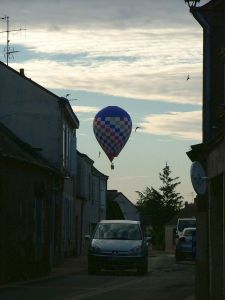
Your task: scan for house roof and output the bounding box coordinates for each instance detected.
[0,61,79,128]
[167,202,197,225]
[107,190,137,208]
[77,150,94,164]
[77,150,108,179]
[191,0,225,28]
[186,143,204,162]
[187,131,225,162]
[92,165,108,180]
[0,122,60,174]
[107,190,119,201]
[192,0,223,12]
[60,97,79,128]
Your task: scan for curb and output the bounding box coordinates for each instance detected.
[0,256,88,288]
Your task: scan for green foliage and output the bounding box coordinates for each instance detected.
[136,163,183,249]
[159,163,183,217]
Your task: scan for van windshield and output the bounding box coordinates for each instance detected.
[183,228,196,236]
[93,223,142,240]
[178,220,196,232]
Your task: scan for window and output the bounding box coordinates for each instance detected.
[34,198,44,260]
[88,174,92,201]
[62,121,72,170]
[93,223,142,240]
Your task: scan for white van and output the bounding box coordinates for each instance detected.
[176,218,196,238]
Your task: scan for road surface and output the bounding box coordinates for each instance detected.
[0,253,195,300]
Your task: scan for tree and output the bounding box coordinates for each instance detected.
[136,163,183,249]
[159,163,183,220]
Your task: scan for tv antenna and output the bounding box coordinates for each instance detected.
[0,15,26,65]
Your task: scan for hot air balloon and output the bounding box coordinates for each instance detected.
[93,106,132,169]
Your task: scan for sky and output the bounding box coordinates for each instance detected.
[0,0,210,204]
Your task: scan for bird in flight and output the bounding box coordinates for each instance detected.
[135,126,141,132]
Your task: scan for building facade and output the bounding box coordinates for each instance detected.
[187,1,225,299]
[0,122,63,282]
[76,151,108,254]
[0,62,79,261]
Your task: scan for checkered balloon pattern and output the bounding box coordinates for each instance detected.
[93,106,132,162]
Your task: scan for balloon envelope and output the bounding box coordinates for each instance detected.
[93,106,132,162]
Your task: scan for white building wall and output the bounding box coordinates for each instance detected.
[100,179,107,220]
[77,154,108,254]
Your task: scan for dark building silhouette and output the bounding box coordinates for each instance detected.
[0,122,63,283]
[187,1,225,299]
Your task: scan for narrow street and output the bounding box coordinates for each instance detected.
[0,253,195,300]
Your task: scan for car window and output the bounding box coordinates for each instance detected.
[183,229,195,236]
[178,220,196,231]
[93,223,142,240]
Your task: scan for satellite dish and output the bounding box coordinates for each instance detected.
[190,161,208,195]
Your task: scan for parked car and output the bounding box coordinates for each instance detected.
[85,220,151,275]
[176,218,196,239]
[175,227,196,261]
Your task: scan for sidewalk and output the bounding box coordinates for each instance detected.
[0,252,160,287]
[0,255,88,288]
[50,255,88,278]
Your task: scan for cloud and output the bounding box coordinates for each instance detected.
[72,105,99,113]
[0,0,209,29]
[77,133,89,137]
[139,111,202,141]
[10,26,202,105]
[115,175,149,181]
[2,0,204,105]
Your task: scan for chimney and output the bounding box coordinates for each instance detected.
[20,68,25,76]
